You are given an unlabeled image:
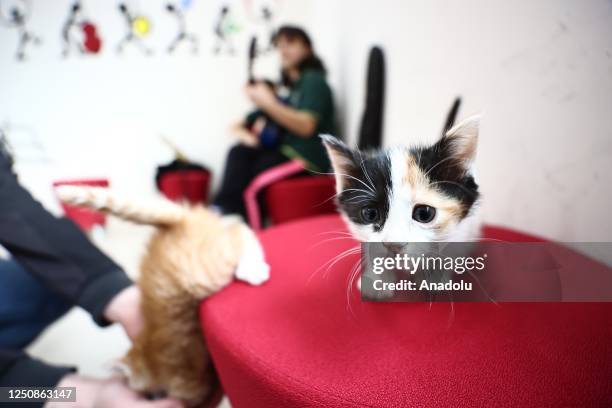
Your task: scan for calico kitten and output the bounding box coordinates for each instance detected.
[321,115,482,245]
[57,186,269,407]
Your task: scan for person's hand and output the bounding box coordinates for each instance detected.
[238,131,260,147]
[104,285,144,340]
[252,117,267,136]
[45,374,184,408]
[245,83,277,109]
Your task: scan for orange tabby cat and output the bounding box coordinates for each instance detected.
[57,186,269,407]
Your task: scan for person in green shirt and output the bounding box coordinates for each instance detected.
[214,25,335,219]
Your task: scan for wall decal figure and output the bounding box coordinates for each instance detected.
[213,4,239,55]
[258,5,274,53]
[116,2,152,55]
[244,0,279,54]
[61,2,102,57]
[166,2,198,54]
[0,0,41,61]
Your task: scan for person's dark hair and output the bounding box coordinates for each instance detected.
[273,25,325,86]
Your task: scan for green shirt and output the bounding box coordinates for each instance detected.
[282,69,335,172]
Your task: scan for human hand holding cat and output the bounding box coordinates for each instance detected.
[245,82,277,110]
[46,374,184,408]
[104,285,144,340]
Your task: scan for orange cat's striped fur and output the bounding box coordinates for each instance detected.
[57,186,269,407]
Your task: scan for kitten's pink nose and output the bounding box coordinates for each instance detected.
[383,242,405,253]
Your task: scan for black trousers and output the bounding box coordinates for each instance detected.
[213,144,288,219]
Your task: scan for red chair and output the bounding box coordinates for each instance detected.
[53,178,109,231]
[200,215,612,407]
[264,174,336,226]
[157,169,210,204]
[244,160,336,230]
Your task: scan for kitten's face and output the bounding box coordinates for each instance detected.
[322,116,481,244]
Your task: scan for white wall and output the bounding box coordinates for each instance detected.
[312,0,612,243]
[0,0,311,212]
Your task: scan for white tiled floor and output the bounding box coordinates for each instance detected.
[25,217,231,407]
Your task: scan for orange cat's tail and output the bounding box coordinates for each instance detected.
[56,185,186,226]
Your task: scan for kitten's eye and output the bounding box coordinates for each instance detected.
[360,206,379,224]
[412,205,436,223]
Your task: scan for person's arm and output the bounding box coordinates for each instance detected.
[0,350,75,388]
[0,285,143,389]
[0,157,132,327]
[0,155,142,378]
[245,83,318,138]
[229,120,260,147]
[0,156,169,405]
[0,351,182,407]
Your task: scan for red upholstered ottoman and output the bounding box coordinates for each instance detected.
[200,215,612,407]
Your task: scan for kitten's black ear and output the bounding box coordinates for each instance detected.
[440,114,480,167]
[320,134,356,192]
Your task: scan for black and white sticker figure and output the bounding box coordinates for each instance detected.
[116,2,152,55]
[165,2,198,54]
[258,5,274,53]
[244,0,280,55]
[213,4,239,55]
[61,2,102,57]
[0,0,41,61]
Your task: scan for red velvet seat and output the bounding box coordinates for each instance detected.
[200,215,612,407]
[264,175,336,226]
[158,169,210,204]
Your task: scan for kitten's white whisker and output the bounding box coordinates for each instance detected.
[316,230,354,237]
[335,172,376,194]
[345,258,363,318]
[359,156,376,192]
[343,196,374,205]
[464,269,498,305]
[342,188,376,197]
[312,193,338,208]
[323,247,361,279]
[309,246,360,284]
[308,236,356,251]
[423,156,456,179]
[344,195,372,201]
[312,188,374,209]
[307,167,376,196]
[305,169,336,177]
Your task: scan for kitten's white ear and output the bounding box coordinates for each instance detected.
[442,114,480,165]
[320,134,355,192]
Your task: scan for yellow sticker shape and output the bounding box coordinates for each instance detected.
[132,16,151,37]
